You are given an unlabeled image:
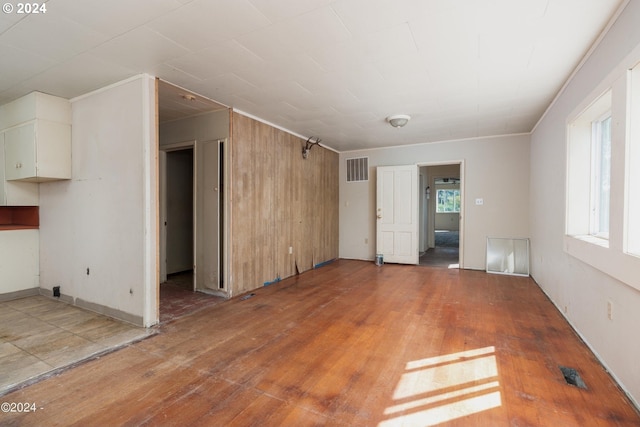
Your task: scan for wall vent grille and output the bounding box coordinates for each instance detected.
[346,157,369,182]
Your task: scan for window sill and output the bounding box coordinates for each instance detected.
[570,234,609,248]
[564,235,640,292]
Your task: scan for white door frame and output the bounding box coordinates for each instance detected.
[418,160,465,269]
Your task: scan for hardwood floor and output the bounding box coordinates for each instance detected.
[159,271,225,324]
[2,260,638,426]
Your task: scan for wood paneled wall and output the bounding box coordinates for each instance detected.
[230,113,338,296]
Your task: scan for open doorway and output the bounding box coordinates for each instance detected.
[158,139,226,323]
[165,147,194,282]
[156,80,229,323]
[419,163,462,268]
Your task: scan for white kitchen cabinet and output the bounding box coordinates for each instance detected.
[4,120,71,182]
[0,229,39,294]
[0,91,71,184]
[0,132,39,205]
[0,91,71,129]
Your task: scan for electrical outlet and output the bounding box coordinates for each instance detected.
[607,301,613,320]
[288,246,293,254]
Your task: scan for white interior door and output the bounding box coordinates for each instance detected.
[376,165,419,264]
[194,140,219,291]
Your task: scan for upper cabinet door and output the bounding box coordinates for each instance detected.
[0,131,39,206]
[4,122,36,180]
[4,120,71,182]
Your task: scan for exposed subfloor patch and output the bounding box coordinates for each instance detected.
[560,366,587,389]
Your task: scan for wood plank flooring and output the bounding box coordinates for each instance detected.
[159,271,225,324]
[2,260,638,426]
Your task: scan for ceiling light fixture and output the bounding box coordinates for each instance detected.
[387,114,411,128]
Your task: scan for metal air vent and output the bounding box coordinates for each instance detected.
[346,157,369,182]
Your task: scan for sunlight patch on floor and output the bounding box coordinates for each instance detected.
[379,346,501,426]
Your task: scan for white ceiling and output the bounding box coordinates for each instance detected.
[0,0,625,152]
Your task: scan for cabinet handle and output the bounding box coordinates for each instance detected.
[15,162,22,169]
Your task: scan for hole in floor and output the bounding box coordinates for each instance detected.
[240,293,255,301]
[559,366,587,389]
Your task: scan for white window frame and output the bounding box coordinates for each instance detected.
[564,52,640,293]
[566,90,611,247]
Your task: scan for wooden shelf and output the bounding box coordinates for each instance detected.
[0,206,39,230]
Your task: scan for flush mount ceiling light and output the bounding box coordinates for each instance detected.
[387,114,411,128]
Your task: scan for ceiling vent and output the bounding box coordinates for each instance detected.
[346,157,369,183]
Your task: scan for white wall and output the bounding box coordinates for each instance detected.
[339,134,530,269]
[435,212,460,231]
[38,75,158,327]
[530,0,640,406]
[159,109,229,147]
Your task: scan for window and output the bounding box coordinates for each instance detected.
[566,90,611,245]
[590,114,611,239]
[564,60,640,292]
[436,189,460,213]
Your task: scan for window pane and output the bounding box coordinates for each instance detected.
[598,116,611,234]
[436,189,460,213]
[591,115,611,238]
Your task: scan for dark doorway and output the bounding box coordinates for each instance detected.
[166,148,194,276]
